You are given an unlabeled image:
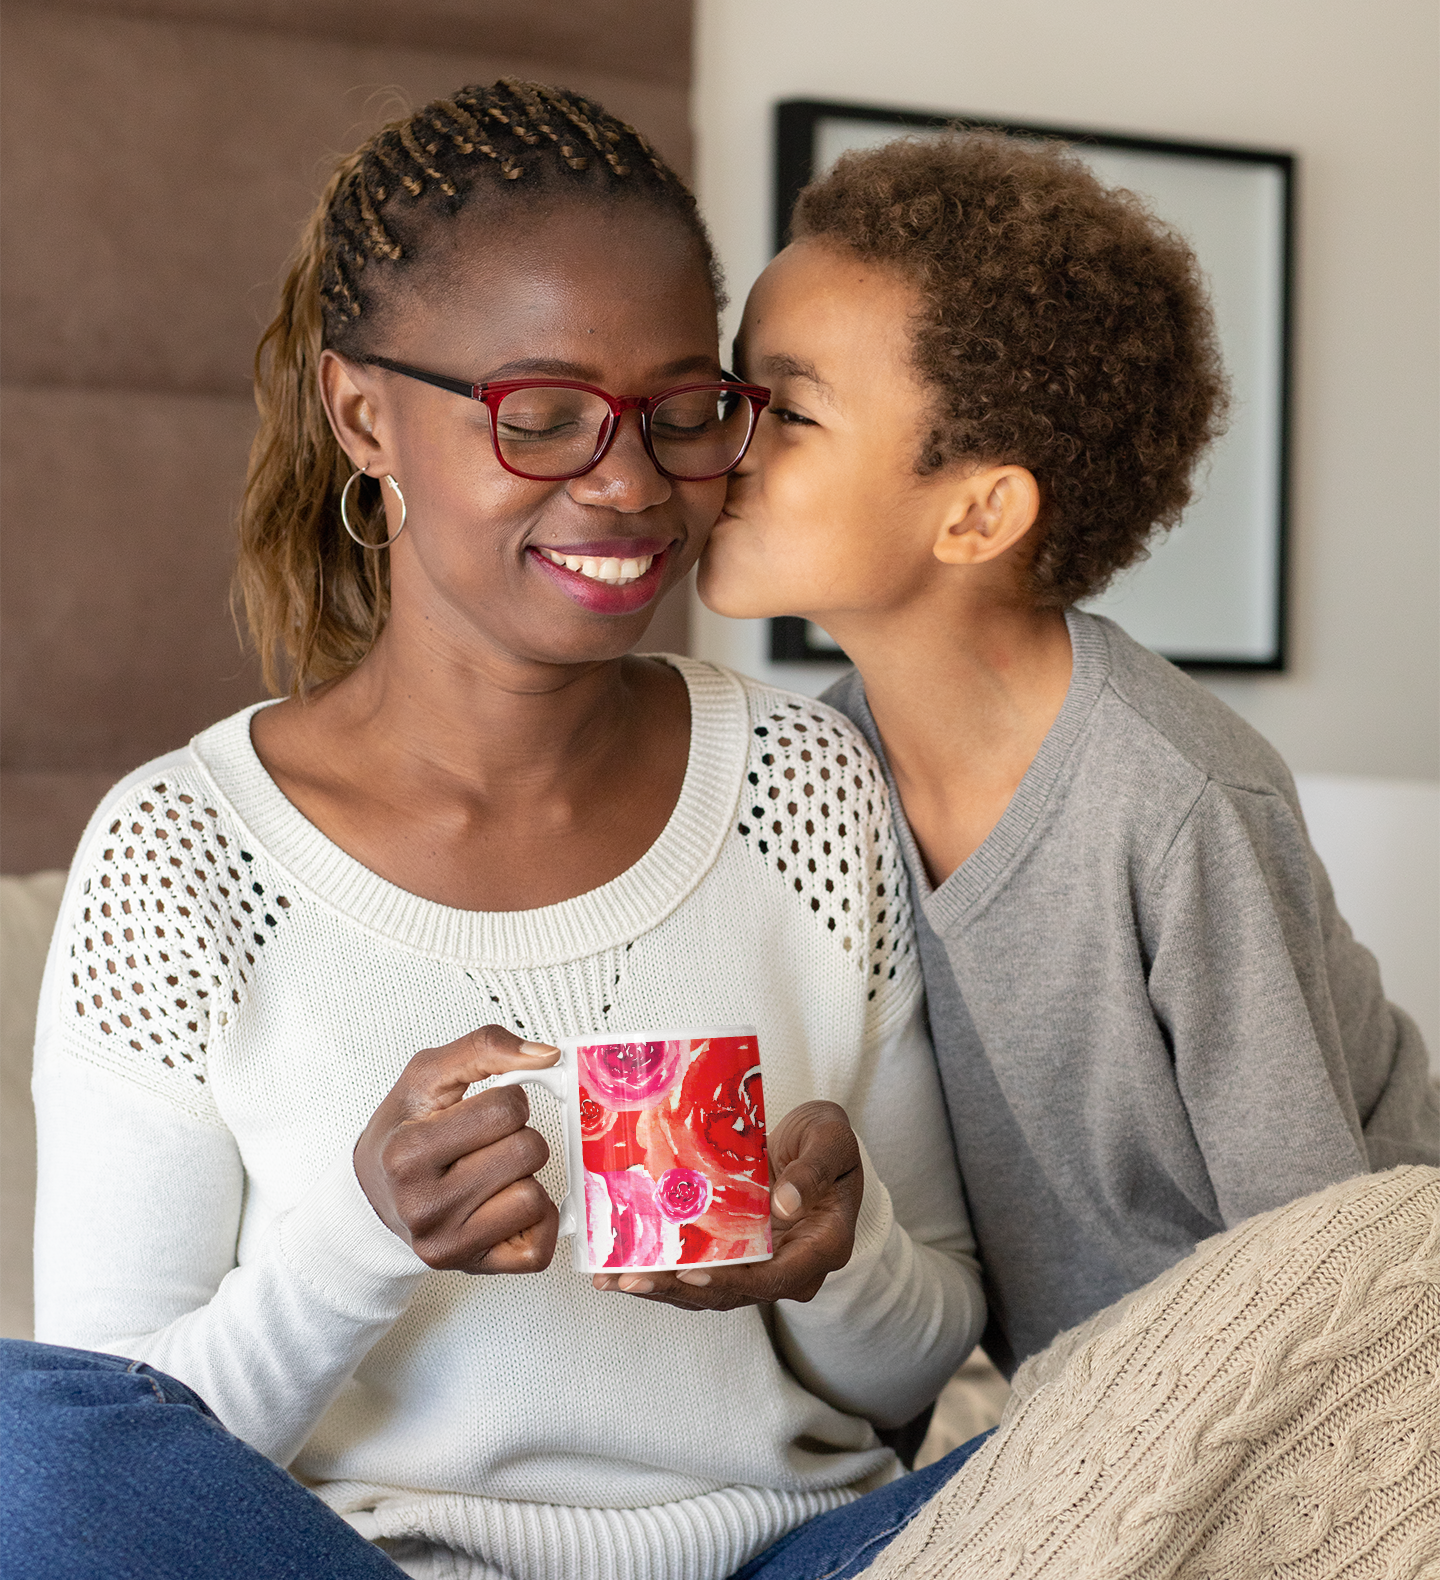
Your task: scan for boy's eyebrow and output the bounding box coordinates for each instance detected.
[759,352,835,402]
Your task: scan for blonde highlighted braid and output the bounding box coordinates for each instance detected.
[236,80,720,696]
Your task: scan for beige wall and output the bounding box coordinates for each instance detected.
[690,0,1440,782]
[1,0,694,873]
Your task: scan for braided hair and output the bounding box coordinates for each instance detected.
[236,80,722,695]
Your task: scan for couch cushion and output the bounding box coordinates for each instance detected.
[1,869,66,1339]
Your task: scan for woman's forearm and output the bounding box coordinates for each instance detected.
[32,1049,425,1465]
[771,1141,983,1427]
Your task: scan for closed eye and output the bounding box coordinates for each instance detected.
[496,417,585,442]
[767,406,818,427]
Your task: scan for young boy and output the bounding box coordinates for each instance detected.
[700,132,1438,1376]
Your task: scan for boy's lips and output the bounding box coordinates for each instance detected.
[528,541,673,614]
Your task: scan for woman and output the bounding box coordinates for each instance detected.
[9,82,983,1580]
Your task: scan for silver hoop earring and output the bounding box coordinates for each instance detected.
[340,468,407,548]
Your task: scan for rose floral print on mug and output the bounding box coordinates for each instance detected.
[578,1034,772,1270]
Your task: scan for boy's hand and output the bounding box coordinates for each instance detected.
[590,1101,862,1310]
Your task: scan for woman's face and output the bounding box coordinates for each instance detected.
[699,240,947,629]
[327,201,726,669]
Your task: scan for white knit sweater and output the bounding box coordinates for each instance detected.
[32,656,984,1580]
[861,1165,1440,1579]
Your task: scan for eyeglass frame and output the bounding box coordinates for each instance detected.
[355,354,771,483]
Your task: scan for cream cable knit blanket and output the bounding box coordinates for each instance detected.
[863,1166,1440,1579]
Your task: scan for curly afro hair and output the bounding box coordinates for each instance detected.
[792,132,1229,607]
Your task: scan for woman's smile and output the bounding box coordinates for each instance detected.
[530,535,675,613]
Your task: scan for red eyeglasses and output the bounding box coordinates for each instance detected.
[358,355,771,483]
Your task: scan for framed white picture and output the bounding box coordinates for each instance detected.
[768,100,1294,672]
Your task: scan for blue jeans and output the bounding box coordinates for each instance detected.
[729,1430,994,1580]
[0,1340,404,1578]
[0,1340,991,1580]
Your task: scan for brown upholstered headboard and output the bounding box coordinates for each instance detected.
[0,0,695,873]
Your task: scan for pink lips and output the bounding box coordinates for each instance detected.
[528,541,673,615]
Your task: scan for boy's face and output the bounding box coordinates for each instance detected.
[699,240,955,628]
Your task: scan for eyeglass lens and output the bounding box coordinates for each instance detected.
[492,387,753,480]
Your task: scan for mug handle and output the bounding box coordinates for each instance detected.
[488,1067,579,1239]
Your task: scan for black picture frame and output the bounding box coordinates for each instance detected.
[768,99,1295,673]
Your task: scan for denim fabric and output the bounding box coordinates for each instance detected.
[0,1340,404,1579]
[1,1338,992,1580]
[728,1429,995,1580]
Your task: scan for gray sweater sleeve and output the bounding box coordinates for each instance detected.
[1145,778,1438,1226]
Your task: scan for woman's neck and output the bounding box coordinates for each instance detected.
[250,616,691,912]
[324,621,641,796]
[826,590,1073,889]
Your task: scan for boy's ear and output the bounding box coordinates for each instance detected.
[931,465,1042,567]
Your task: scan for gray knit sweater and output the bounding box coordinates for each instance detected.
[825,611,1438,1376]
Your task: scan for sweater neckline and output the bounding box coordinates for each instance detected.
[188,655,749,968]
[865,609,1112,934]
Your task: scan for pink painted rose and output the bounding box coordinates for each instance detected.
[584,1167,664,1268]
[578,1039,683,1110]
[654,1167,712,1224]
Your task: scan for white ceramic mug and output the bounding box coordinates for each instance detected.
[491,1025,773,1275]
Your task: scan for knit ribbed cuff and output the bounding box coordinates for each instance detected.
[811,1133,892,1294]
[327,1480,859,1580]
[771,1137,897,1320]
[848,1134,892,1258]
[275,1151,427,1321]
[772,1136,894,1316]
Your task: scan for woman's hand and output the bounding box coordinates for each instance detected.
[354,1026,562,1274]
[591,1100,863,1310]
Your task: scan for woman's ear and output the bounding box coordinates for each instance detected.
[318,349,390,475]
[932,465,1041,566]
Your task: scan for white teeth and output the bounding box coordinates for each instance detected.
[540,548,656,585]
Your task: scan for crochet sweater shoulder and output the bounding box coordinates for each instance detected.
[48,751,296,1125]
[45,662,917,1123]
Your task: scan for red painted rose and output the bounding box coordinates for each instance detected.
[670,1037,768,1188]
[579,1084,617,1141]
[582,1103,642,1173]
[640,1036,771,1247]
